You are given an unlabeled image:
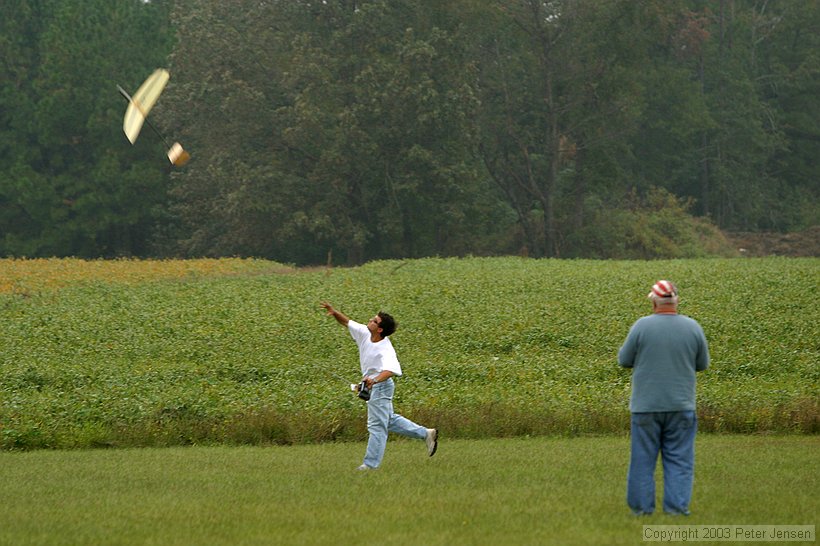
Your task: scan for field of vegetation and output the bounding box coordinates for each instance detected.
[1,436,817,545]
[0,257,816,450]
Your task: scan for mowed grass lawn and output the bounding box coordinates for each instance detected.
[0,435,816,546]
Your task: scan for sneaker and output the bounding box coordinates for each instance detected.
[664,510,691,516]
[425,428,438,457]
[357,464,373,471]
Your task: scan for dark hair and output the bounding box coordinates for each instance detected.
[377,311,397,338]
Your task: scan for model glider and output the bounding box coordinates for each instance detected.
[118,69,190,166]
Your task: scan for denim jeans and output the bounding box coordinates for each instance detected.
[627,411,697,515]
[363,378,427,468]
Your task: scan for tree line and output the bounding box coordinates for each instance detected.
[1,0,817,264]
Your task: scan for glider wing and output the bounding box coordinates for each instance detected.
[122,68,170,144]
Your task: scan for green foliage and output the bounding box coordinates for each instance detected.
[0,257,816,450]
[162,0,500,264]
[159,0,818,263]
[0,0,175,258]
[1,1,817,261]
[567,187,738,259]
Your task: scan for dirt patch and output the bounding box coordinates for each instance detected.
[726,226,820,257]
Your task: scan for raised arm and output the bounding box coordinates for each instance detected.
[321,302,350,326]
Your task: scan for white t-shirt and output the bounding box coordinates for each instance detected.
[348,320,403,377]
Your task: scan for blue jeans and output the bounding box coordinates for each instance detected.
[363,378,427,468]
[627,411,697,515]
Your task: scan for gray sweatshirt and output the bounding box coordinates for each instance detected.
[618,313,710,412]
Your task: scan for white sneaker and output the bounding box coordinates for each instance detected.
[357,464,373,471]
[425,428,438,457]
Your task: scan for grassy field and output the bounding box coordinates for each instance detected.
[0,257,817,449]
[0,435,816,545]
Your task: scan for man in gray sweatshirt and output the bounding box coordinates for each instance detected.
[618,280,710,516]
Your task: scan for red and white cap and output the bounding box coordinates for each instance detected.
[648,280,678,300]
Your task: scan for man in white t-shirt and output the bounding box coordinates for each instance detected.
[321,302,438,470]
